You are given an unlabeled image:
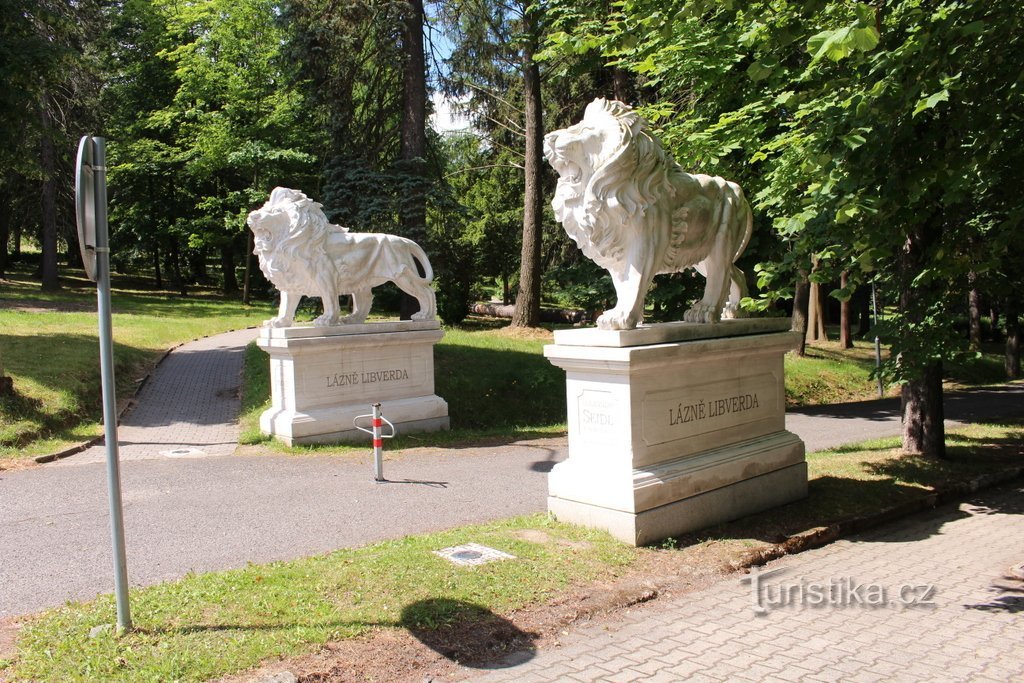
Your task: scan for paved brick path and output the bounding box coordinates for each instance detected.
[60,328,259,465]
[470,484,1024,682]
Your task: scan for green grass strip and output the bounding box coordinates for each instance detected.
[8,515,634,682]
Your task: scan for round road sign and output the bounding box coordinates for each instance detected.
[75,135,98,281]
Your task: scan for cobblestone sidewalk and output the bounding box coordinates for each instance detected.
[59,327,259,465]
[471,484,1024,682]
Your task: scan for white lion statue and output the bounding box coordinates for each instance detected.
[544,98,753,330]
[247,187,436,327]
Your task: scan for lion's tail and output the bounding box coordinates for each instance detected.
[410,241,434,282]
[733,186,754,263]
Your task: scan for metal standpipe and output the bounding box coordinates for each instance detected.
[353,403,396,482]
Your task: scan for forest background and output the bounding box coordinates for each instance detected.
[2,0,1022,458]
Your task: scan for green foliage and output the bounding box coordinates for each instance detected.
[99,0,321,291]
[541,0,1024,386]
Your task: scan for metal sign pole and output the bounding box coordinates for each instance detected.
[77,135,132,632]
[872,281,883,399]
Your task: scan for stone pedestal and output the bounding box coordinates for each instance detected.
[257,321,449,446]
[544,318,806,546]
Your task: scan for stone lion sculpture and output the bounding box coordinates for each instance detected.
[247,187,436,327]
[544,98,753,330]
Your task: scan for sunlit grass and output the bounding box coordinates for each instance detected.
[0,269,273,458]
[7,515,634,683]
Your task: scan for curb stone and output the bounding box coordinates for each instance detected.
[545,467,1024,627]
[731,465,1024,570]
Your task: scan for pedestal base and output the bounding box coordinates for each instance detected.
[544,320,807,546]
[257,321,449,446]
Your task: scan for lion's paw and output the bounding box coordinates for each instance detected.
[597,309,641,330]
[684,304,721,324]
[721,302,746,320]
[266,317,292,328]
[313,314,338,327]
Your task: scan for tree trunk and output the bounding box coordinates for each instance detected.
[170,239,186,296]
[153,243,162,289]
[0,199,9,279]
[398,0,427,320]
[901,360,946,458]
[899,223,945,458]
[220,243,238,295]
[806,281,819,343]
[1006,302,1020,380]
[242,231,254,305]
[39,93,60,291]
[857,286,872,336]
[814,283,828,341]
[190,248,208,283]
[839,271,852,349]
[502,272,510,305]
[968,273,982,352]
[791,275,810,357]
[612,67,633,103]
[511,15,544,329]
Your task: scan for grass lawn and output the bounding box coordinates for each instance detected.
[3,419,1020,682]
[0,267,274,459]
[2,265,1013,460]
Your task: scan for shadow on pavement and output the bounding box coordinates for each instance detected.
[400,597,536,669]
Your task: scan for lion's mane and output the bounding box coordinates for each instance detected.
[253,187,348,291]
[553,99,713,277]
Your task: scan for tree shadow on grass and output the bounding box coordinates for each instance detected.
[434,344,565,432]
[400,597,537,669]
[143,597,537,671]
[0,333,150,447]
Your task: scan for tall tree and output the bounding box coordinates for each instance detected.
[137,0,317,295]
[398,0,429,318]
[543,0,1024,458]
[439,0,549,328]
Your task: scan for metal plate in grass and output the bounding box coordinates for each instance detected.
[433,543,516,566]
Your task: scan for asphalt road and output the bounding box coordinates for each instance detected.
[2,384,1023,618]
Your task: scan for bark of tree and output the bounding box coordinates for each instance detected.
[190,248,208,283]
[511,15,544,329]
[39,93,60,291]
[901,360,945,458]
[899,224,946,458]
[857,286,872,336]
[612,67,633,103]
[968,273,982,352]
[220,243,239,295]
[242,231,254,304]
[398,0,427,320]
[791,275,810,357]
[0,200,9,279]
[169,239,186,296]
[805,281,828,342]
[153,244,162,289]
[1006,302,1021,380]
[839,271,853,349]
